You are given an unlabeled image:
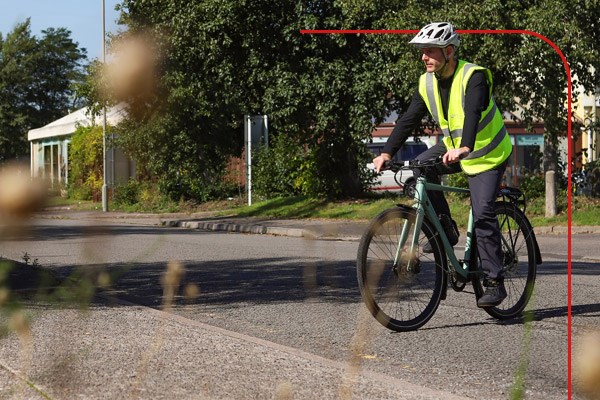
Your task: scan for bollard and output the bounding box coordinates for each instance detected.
[545,170,556,217]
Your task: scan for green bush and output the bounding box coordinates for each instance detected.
[113,180,141,206]
[252,137,305,199]
[446,171,470,198]
[68,125,103,200]
[584,160,600,198]
[252,132,374,200]
[113,179,181,211]
[519,173,545,198]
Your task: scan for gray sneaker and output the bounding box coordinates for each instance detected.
[477,279,507,308]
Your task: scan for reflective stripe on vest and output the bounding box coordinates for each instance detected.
[418,60,512,175]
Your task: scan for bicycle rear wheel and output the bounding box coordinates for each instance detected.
[357,207,447,332]
[471,202,537,319]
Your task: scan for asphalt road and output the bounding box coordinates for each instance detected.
[0,213,597,399]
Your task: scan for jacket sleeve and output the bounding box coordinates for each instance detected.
[461,71,490,151]
[382,89,428,156]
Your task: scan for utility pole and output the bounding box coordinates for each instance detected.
[592,93,598,162]
[101,0,108,212]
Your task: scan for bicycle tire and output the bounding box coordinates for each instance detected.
[471,202,537,319]
[357,207,447,332]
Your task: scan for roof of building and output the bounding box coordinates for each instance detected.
[27,104,127,142]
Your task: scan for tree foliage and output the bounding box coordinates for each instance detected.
[84,0,599,201]
[101,0,393,199]
[0,19,87,162]
[370,0,599,211]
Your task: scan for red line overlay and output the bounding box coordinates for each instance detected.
[302,28,573,399]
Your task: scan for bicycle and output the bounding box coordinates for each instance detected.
[356,157,542,332]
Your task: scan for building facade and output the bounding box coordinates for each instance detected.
[574,90,599,165]
[27,105,134,191]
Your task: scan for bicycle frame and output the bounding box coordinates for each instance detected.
[359,162,540,331]
[394,175,473,280]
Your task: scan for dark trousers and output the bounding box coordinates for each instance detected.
[414,142,506,280]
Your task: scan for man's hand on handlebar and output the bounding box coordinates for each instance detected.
[442,147,471,165]
[373,153,392,173]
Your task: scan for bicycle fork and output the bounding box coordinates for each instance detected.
[393,182,428,273]
[393,211,424,273]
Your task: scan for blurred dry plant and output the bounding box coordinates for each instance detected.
[161,260,185,311]
[574,330,600,399]
[0,160,210,398]
[275,380,294,400]
[6,310,33,398]
[0,162,47,394]
[131,260,199,399]
[101,32,161,104]
[300,231,379,400]
[339,308,374,400]
[0,162,47,221]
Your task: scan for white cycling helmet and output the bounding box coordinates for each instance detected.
[409,22,460,48]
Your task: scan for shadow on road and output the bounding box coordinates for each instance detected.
[0,223,200,242]
[3,255,599,329]
[105,257,360,308]
[2,255,361,310]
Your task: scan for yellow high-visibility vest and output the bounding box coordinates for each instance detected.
[418,60,512,175]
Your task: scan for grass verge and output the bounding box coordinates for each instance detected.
[233,196,407,220]
[47,193,600,227]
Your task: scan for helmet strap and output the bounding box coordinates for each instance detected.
[435,60,448,79]
[435,47,454,79]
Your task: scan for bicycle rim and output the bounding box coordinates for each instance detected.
[471,203,537,319]
[357,207,447,332]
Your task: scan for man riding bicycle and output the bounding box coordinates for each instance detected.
[372,22,513,307]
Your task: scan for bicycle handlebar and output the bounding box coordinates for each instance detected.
[382,156,443,172]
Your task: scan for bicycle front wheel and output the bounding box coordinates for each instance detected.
[357,207,447,332]
[471,202,537,319]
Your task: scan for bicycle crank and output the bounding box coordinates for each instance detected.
[449,270,468,292]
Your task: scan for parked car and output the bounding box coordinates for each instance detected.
[366,138,431,197]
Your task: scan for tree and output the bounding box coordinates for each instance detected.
[87,0,599,203]
[0,21,37,162]
[104,0,400,199]
[339,0,599,212]
[0,19,87,162]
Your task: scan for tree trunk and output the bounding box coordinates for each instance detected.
[339,152,362,197]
